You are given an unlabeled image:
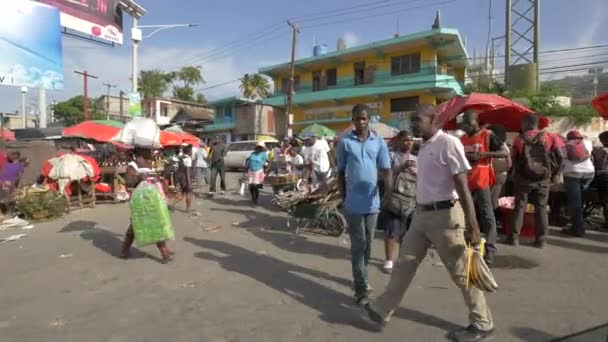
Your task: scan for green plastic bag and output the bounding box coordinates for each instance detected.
[130,181,174,247]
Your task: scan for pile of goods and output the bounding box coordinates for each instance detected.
[130,181,174,247]
[265,174,298,185]
[16,189,68,221]
[272,177,341,210]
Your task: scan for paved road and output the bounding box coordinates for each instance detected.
[1,175,607,342]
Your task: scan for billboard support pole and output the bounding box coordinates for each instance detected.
[132,16,140,94]
[39,88,47,128]
[20,87,28,129]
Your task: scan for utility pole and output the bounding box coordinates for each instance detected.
[286,20,299,138]
[589,68,604,97]
[119,90,126,121]
[74,70,98,121]
[103,82,117,119]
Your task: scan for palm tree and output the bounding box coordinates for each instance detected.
[138,69,168,99]
[240,73,271,100]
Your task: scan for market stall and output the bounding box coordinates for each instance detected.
[43,153,100,210]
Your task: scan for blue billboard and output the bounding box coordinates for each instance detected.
[0,0,64,90]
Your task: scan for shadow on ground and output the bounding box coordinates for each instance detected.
[59,220,150,260]
[184,237,379,331]
[208,207,288,230]
[184,237,462,333]
[491,254,540,269]
[250,229,350,260]
[511,326,556,341]
[546,237,608,255]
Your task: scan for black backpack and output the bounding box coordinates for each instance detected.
[517,132,551,182]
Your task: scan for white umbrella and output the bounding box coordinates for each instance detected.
[48,154,95,193]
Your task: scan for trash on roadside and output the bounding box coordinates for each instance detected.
[232,222,242,227]
[48,318,66,327]
[2,234,27,242]
[181,281,197,288]
[201,224,222,232]
[0,217,33,231]
[59,253,73,259]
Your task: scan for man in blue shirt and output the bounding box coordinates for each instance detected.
[337,104,392,305]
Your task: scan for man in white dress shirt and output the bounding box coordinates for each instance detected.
[363,105,494,342]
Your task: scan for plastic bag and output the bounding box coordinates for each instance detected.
[113,117,161,148]
[466,239,499,292]
[130,181,174,247]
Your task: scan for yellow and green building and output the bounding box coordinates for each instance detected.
[259,27,468,132]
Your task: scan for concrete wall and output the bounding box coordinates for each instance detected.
[234,104,286,138]
[547,117,608,145]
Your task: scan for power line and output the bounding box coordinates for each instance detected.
[195,78,241,92]
[298,0,427,24]
[302,0,457,29]
[179,0,455,68]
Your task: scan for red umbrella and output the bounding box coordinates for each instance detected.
[63,120,125,143]
[436,93,549,132]
[592,92,608,120]
[178,132,201,147]
[0,128,15,141]
[159,130,183,147]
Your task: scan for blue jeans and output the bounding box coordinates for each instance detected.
[564,176,594,234]
[346,213,378,297]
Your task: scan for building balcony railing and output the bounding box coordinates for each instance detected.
[272,64,464,97]
[202,119,235,132]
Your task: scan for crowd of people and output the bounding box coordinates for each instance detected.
[34,102,605,342]
[329,104,608,342]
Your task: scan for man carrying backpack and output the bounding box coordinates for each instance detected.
[562,130,595,237]
[459,112,509,265]
[510,113,564,248]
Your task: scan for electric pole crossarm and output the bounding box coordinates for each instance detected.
[74,70,99,121]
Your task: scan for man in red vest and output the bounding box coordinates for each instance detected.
[459,111,509,265]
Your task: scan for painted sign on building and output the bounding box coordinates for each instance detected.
[0,1,64,90]
[302,102,382,122]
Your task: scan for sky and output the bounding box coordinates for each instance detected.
[0,0,606,115]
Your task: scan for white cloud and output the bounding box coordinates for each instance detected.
[343,32,359,49]
[0,38,249,112]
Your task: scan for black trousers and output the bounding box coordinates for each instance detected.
[209,164,226,192]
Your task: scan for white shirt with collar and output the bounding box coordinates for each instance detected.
[303,139,331,173]
[416,130,471,205]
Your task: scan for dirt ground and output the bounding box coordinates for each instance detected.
[1,181,607,342]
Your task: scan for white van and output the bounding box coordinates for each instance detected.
[224,140,279,170]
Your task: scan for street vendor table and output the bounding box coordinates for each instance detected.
[95,165,128,204]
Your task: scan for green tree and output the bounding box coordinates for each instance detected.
[138,69,168,99]
[240,73,271,100]
[168,66,204,101]
[195,93,207,104]
[53,96,104,126]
